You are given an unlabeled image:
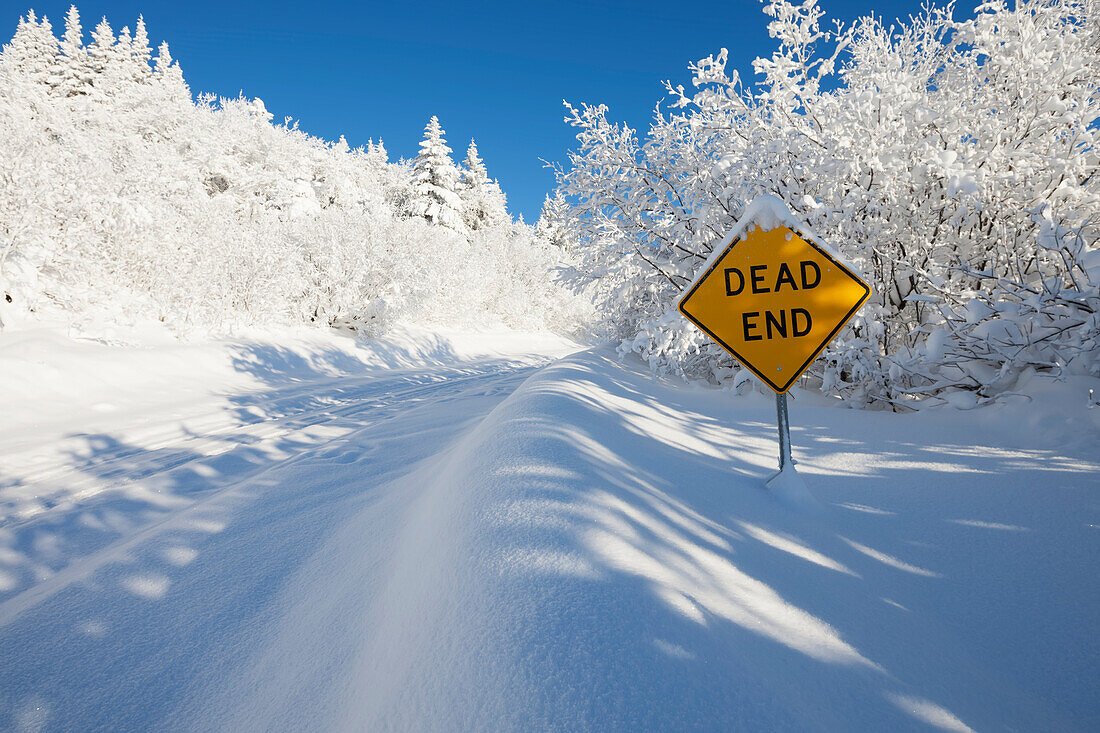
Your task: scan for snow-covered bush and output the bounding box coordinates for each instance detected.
[551,0,1099,406]
[0,8,581,338]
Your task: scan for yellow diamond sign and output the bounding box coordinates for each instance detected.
[678,221,871,393]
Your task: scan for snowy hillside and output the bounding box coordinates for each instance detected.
[0,8,581,338]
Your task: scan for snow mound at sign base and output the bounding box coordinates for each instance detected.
[204,347,1100,731]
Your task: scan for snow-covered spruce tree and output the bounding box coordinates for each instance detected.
[58,5,93,96]
[367,138,417,219]
[130,16,152,77]
[86,15,115,79]
[460,139,509,231]
[552,0,1099,407]
[1,10,61,90]
[152,39,188,95]
[408,116,466,232]
[535,192,572,250]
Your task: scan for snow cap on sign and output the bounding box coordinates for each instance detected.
[685,195,866,293]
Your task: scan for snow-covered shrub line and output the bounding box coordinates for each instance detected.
[549,0,1099,407]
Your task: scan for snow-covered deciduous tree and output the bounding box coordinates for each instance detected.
[460,139,509,231]
[367,139,415,218]
[551,0,1100,406]
[408,116,466,232]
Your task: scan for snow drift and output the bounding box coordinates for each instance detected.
[194,348,1100,731]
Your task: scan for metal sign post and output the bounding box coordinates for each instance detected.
[775,392,793,471]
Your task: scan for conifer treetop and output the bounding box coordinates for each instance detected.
[409,116,465,231]
[61,5,83,58]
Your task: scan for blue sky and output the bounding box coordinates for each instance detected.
[3,0,973,221]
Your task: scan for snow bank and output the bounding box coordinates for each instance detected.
[203,347,1100,730]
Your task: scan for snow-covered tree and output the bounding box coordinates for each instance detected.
[535,193,571,249]
[152,39,170,74]
[131,16,151,74]
[460,139,508,230]
[363,138,404,213]
[87,16,114,76]
[59,6,82,58]
[151,40,188,101]
[366,138,387,166]
[408,116,465,231]
[58,5,93,96]
[553,0,1100,406]
[0,11,61,89]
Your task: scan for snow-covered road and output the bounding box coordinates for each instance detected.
[0,328,576,730]
[1,328,1097,731]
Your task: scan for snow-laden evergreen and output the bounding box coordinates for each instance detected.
[58,5,92,96]
[0,9,581,338]
[460,139,509,231]
[550,0,1100,407]
[535,193,571,250]
[407,116,466,232]
[4,10,60,89]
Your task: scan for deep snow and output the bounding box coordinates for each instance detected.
[0,328,1097,731]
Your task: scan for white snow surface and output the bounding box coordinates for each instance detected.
[1,327,1098,731]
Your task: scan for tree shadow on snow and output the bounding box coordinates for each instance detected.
[473,351,1098,732]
